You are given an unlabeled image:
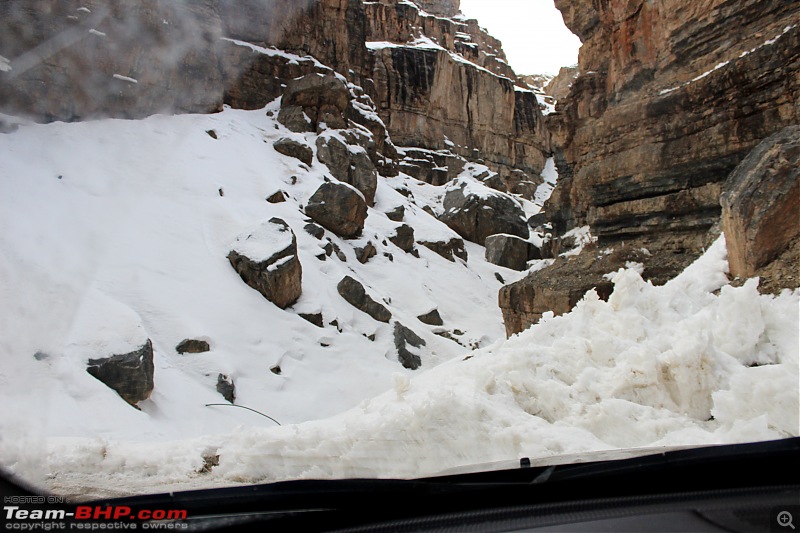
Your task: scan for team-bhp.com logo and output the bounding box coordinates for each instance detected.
[4,498,188,530]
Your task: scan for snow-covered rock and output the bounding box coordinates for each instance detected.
[227,218,302,309]
[439,177,529,245]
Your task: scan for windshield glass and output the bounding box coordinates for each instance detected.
[0,0,797,502]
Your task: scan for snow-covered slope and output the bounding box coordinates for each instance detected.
[0,103,529,446]
[10,237,800,499]
[0,105,797,500]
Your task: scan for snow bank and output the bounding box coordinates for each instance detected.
[33,237,799,498]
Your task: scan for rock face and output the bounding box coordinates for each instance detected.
[519,74,554,92]
[0,1,364,120]
[500,0,800,336]
[439,179,529,245]
[337,276,392,322]
[543,65,578,102]
[367,41,549,188]
[721,126,800,280]
[227,218,302,309]
[545,0,800,252]
[305,181,368,238]
[0,2,225,120]
[279,73,350,132]
[86,340,155,406]
[413,0,460,17]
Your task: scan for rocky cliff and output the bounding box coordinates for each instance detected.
[501,0,800,335]
[361,0,550,189]
[0,0,549,192]
[546,0,799,248]
[543,65,577,101]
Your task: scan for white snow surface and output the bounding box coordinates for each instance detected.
[0,105,797,499]
[0,103,518,493]
[25,238,800,498]
[533,156,558,207]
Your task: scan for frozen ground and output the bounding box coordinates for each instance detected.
[0,106,796,500]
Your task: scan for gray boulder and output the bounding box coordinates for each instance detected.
[721,125,800,279]
[355,241,377,263]
[272,138,313,166]
[305,182,367,238]
[276,106,313,133]
[481,173,508,193]
[316,133,378,206]
[216,374,235,403]
[485,234,540,271]
[393,322,424,370]
[337,276,391,323]
[417,308,443,326]
[386,205,405,222]
[389,224,415,253]
[228,218,302,309]
[176,339,210,354]
[87,340,155,406]
[304,222,325,240]
[439,180,529,245]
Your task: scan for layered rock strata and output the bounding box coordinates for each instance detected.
[502,0,799,336]
[545,0,799,250]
